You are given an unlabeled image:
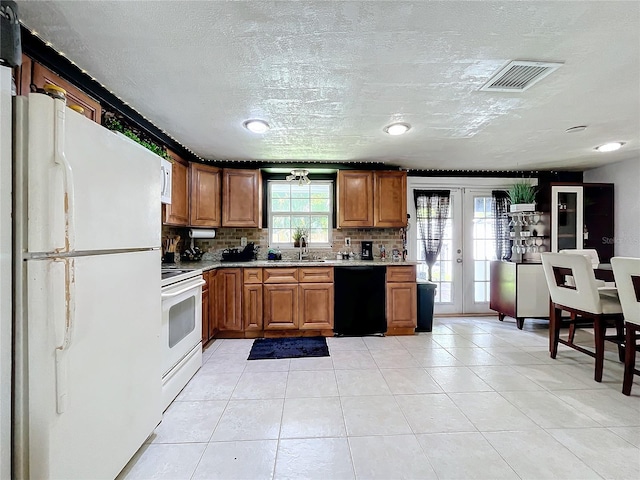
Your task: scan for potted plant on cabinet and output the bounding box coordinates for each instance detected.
[292,227,307,248]
[508,181,537,212]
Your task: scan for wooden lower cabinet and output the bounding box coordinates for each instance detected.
[202,271,210,343]
[263,284,299,330]
[299,283,334,330]
[386,282,417,329]
[216,268,243,331]
[243,284,263,331]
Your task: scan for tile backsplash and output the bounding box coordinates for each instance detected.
[162,225,405,261]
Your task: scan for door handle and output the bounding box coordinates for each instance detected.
[53,257,76,414]
[53,97,76,253]
[456,258,463,263]
[161,279,206,298]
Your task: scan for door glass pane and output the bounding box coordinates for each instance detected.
[557,192,578,250]
[472,196,497,303]
[416,199,453,303]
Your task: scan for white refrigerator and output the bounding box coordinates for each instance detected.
[12,91,163,479]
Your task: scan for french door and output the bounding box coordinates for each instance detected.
[414,188,498,314]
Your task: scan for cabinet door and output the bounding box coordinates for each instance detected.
[551,185,583,253]
[32,62,102,123]
[216,269,243,331]
[337,171,374,227]
[374,171,407,227]
[583,184,614,262]
[263,268,298,284]
[263,284,299,329]
[243,284,263,331]
[299,283,334,330]
[208,270,218,338]
[163,152,190,226]
[222,169,262,227]
[386,282,417,328]
[386,265,416,283]
[190,163,221,227]
[202,273,210,344]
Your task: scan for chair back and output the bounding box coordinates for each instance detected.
[541,252,602,314]
[560,249,600,267]
[611,257,640,326]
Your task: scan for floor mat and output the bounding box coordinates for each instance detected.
[247,336,330,360]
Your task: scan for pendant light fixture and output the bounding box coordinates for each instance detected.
[285,169,311,186]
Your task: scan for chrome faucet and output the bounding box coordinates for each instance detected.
[299,235,309,260]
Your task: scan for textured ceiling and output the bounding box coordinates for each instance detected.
[17,1,640,170]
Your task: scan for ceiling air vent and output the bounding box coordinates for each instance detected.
[480,60,563,92]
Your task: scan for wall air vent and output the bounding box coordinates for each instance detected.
[480,60,563,92]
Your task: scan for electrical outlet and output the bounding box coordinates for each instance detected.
[345,237,351,247]
[240,237,247,247]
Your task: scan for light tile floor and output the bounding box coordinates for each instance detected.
[119,316,640,480]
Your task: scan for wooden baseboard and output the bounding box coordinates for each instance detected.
[386,327,415,336]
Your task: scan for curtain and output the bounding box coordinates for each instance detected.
[492,190,511,261]
[414,190,450,281]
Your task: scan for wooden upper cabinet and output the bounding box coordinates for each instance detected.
[222,169,262,227]
[374,171,407,227]
[163,150,190,226]
[31,62,102,124]
[190,163,221,227]
[337,170,374,228]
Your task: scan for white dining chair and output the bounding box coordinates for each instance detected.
[611,257,640,396]
[559,249,616,343]
[541,252,624,382]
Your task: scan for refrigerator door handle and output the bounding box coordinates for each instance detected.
[53,98,76,253]
[53,257,76,413]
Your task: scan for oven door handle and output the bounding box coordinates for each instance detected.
[161,279,206,298]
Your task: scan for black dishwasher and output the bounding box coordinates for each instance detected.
[334,266,386,335]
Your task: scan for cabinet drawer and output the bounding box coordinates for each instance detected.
[386,266,416,283]
[298,267,334,283]
[263,268,298,284]
[243,268,263,284]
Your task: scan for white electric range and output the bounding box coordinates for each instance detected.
[160,267,204,410]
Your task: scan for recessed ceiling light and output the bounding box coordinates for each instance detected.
[384,123,411,135]
[243,119,270,133]
[595,142,625,152]
[565,125,587,133]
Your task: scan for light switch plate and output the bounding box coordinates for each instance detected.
[240,237,247,247]
[345,237,351,247]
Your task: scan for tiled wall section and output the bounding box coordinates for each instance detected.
[162,225,404,261]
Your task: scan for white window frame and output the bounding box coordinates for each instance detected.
[267,180,334,249]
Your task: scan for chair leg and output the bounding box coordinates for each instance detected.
[593,316,606,382]
[615,318,625,363]
[623,323,637,396]
[549,305,561,359]
[568,313,577,344]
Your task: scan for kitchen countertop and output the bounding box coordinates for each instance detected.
[169,259,418,271]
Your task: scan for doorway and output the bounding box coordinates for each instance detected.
[409,179,524,315]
